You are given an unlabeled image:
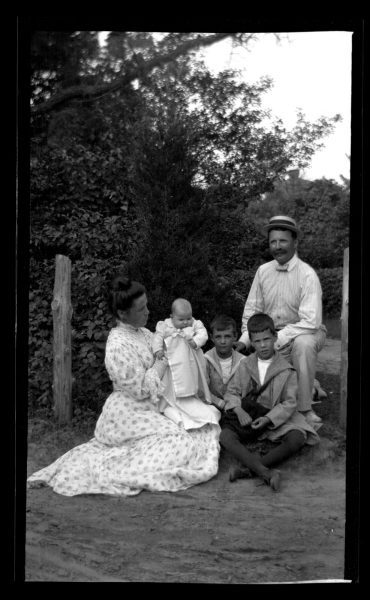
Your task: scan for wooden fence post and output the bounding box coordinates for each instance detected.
[51,254,73,423]
[339,247,349,429]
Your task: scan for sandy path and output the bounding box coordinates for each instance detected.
[24,338,347,583]
[25,448,346,583]
[317,338,341,376]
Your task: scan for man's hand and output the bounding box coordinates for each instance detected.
[251,416,271,430]
[234,342,246,353]
[233,406,252,427]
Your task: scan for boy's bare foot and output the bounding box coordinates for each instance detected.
[267,469,281,492]
[229,466,253,482]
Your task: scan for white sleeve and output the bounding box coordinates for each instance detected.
[192,319,208,348]
[275,271,323,349]
[239,269,264,346]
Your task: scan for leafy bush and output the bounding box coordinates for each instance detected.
[317,267,343,318]
[28,202,133,414]
[28,260,344,416]
[28,32,348,417]
[28,261,55,411]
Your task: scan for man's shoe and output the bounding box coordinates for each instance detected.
[313,378,327,399]
[312,421,323,432]
[311,388,321,405]
[312,380,327,404]
[302,409,322,424]
[229,466,252,482]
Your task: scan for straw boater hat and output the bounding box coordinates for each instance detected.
[265,215,298,234]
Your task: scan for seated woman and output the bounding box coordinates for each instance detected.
[27,274,221,497]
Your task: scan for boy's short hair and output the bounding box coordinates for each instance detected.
[210,314,237,336]
[247,313,276,338]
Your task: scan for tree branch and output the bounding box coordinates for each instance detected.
[32,32,235,116]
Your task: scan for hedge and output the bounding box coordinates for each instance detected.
[28,256,344,416]
[317,267,343,318]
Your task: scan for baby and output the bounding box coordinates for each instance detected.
[153,298,207,359]
[153,298,220,430]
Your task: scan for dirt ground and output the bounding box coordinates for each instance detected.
[25,338,348,584]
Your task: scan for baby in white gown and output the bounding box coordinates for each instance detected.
[153,298,220,429]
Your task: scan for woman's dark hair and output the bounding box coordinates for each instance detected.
[247,313,276,338]
[209,314,237,336]
[108,274,146,318]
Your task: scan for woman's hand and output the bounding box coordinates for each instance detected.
[153,356,168,379]
[233,406,252,427]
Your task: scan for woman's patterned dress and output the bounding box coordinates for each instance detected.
[27,322,220,496]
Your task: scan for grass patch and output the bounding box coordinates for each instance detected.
[27,407,96,471]
[324,317,342,340]
[314,371,342,425]
[27,371,345,476]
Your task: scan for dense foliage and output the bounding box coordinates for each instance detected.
[28,31,349,415]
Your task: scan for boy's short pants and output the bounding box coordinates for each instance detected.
[220,412,267,443]
[220,396,270,443]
